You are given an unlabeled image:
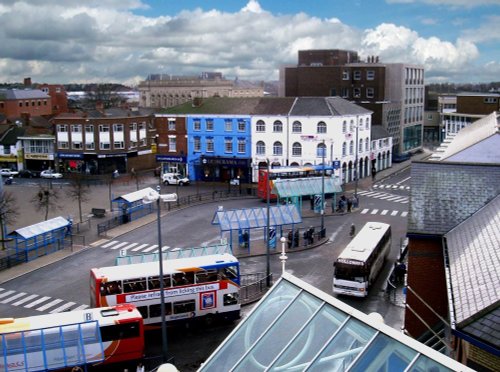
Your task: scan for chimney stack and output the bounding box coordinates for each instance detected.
[24,77,32,87]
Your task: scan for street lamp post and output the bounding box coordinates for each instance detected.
[142,186,178,363]
[354,117,359,200]
[320,139,325,236]
[266,159,271,287]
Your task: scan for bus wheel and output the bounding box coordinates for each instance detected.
[204,314,215,327]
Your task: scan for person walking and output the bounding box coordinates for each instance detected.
[347,198,353,213]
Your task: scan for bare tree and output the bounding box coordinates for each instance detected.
[0,190,18,250]
[32,185,60,221]
[66,174,91,223]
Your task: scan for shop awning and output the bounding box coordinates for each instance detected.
[272,176,342,198]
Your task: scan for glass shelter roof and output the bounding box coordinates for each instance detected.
[199,273,472,372]
[272,177,342,198]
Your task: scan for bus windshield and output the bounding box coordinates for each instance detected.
[334,262,367,282]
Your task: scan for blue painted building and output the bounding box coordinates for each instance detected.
[187,115,252,183]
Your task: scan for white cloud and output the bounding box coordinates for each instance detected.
[386,0,500,7]
[0,0,494,84]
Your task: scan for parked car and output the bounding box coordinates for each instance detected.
[0,169,19,177]
[161,173,190,186]
[40,170,63,179]
[18,169,41,178]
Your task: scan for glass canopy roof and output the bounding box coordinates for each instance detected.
[199,273,472,372]
[272,177,342,198]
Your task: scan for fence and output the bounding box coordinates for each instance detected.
[240,272,273,305]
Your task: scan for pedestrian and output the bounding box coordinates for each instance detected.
[308,226,315,244]
[349,223,356,238]
[287,230,293,249]
[347,198,353,212]
[136,362,145,372]
[293,230,299,247]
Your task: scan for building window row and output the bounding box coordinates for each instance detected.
[18,100,48,107]
[342,70,376,81]
[192,118,247,132]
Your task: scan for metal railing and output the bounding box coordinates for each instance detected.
[240,272,273,305]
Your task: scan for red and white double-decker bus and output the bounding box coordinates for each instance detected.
[0,304,144,371]
[90,253,240,328]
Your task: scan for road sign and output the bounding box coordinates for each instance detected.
[333,160,340,169]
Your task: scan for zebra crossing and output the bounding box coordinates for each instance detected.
[373,184,410,191]
[0,288,89,313]
[99,240,174,253]
[357,190,409,204]
[360,208,408,217]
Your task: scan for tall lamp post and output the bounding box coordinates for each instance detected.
[354,117,359,200]
[142,186,178,363]
[266,158,271,287]
[320,139,325,236]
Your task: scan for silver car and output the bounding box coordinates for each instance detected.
[40,170,63,179]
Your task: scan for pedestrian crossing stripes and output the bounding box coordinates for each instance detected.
[357,190,409,204]
[0,288,89,314]
[373,184,410,190]
[360,209,408,217]
[98,241,176,254]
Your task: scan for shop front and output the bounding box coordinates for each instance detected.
[57,152,85,173]
[194,156,251,183]
[156,154,187,177]
[0,154,19,171]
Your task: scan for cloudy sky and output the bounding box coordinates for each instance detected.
[0,0,498,85]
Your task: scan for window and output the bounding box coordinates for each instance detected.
[193,137,201,152]
[292,142,302,156]
[225,119,232,132]
[365,138,370,151]
[100,142,111,150]
[130,141,137,148]
[342,142,347,156]
[359,118,363,130]
[256,120,265,132]
[168,137,176,152]
[99,125,109,133]
[205,119,214,131]
[72,142,82,150]
[484,97,498,104]
[71,125,81,132]
[342,70,349,80]
[292,121,302,133]
[113,124,124,132]
[350,120,355,132]
[317,143,326,158]
[342,121,347,133]
[206,138,214,152]
[193,119,201,131]
[353,71,361,80]
[224,138,233,153]
[359,139,363,152]
[237,139,245,153]
[114,141,125,149]
[366,87,374,98]
[349,140,354,155]
[237,119,246,132]
[366,118,370,130]
[85,125,94,133]
[168,119,176,131]
[58,141,69,149]
[130,123,137,131]
[353,88,361,98]
[341,87,349,98]
[57,124,68,132]
[366,70,375,80]
[317,121,327,134]
[256,141,265,155]
[273,120,283,133]
[273,141,282,156]
[85,142,95,150]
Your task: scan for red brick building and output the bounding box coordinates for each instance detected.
[0,89,52,119]
[37,83,69,115]
[154,115,188,176]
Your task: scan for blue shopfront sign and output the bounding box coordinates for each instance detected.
[156,155,186,163]
[57,153,84,160]
[333,160,341,169]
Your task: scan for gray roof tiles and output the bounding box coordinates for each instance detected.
[0,89,50,100]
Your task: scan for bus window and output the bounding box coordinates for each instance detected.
[136,306,148,319]
[173,300,195,314]
[172,273,189,286]
[220,266,238,280]
[103,281,122,295]
[334,263,366,283]
[100,322,141,342]
[150,303,172,317]
[196,270,218,283]
[223,293,239,306]
[123,278,147,293]
[148,275,172,290]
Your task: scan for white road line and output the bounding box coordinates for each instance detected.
[397,176,411,184]
[391,197,408,202]
[370,209,379,215]
[123,242,139,250]
[386,196,402,201]
[37,298,64,312]
[25,296,51,308]
[401,211,408,217]
[381,210,389,215]
[400,200,409,204]
[0,290,15,299]
[1,292,26,304]
[399,186,406,190]
[391,210,399,216]
[132,243,149,252]
[152,246,170,253]
[13,294,38,306]
[101,240,120,248]
[50,302,76,314]
[72,304,90,311]
[379,195,394,200]
[143,245,159,252]
[391,185,399,189]
[361,209,369,214]
[110,242,129,250]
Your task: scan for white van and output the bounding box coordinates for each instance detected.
[161,173,190,186]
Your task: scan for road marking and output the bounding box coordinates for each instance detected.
[391,197,408,202]
[143,245,159,252]
[381,210,388,215]
[25,296,51,308]
[73,304,90,311]
[361,209,369,214]
[91,239,109,247]
[370,209,379,215]
[379,195,394,200]
[50,302,76,313]
[12,294,38,306]
[401,211,408,217]
[132,243,149,251]
[37,299,64,312]
[110,241,129,250]
[152,246,170,253]
[101,240,120,248]
[391,210,399,216]
[1,292,26,304]
[397,176,411,184]
[123,242,139,250]
[0,290,15,299]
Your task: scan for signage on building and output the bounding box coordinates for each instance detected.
[25,153,53,160]
[0,156,17,162]
[57,153,84,159]
[201,156,249,167]
[156,155,186,163]
[97,153,127,158]
[333,160,341,169]
[138,149,152,156]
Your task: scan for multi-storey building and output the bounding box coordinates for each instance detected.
[280,49,424,158]
[138,72,263,109]
[153,115,188,176]
[51,109,156,174]
[0,89,52,119]
[37,83,68,115]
